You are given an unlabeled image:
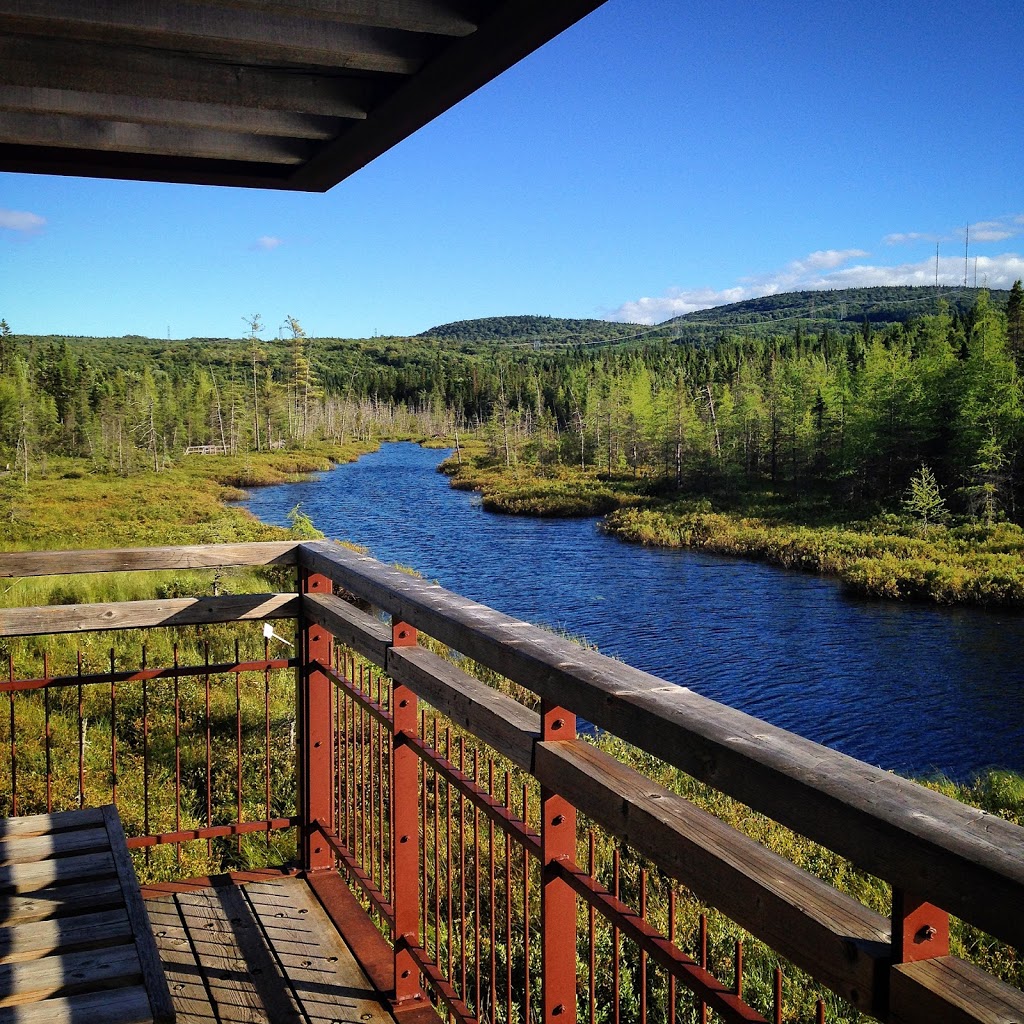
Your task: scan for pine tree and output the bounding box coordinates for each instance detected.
[1007,279,1024,369]
[903,464,947,529]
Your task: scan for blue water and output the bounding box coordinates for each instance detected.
[240,442,1024,779]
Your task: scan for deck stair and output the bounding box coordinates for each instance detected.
[0,805,174,1024]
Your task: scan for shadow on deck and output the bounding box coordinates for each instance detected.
[142,870,425,1024]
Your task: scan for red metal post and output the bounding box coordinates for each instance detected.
[391,621,423,1008]
[891,890,949,963]
[541,702,578,1024]
[299,570,334,873]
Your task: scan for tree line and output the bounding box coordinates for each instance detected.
[3,283,1024,522]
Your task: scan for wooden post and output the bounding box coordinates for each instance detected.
[541,702,577,1024]
[391,621,423,1007]
[299,569,333,873]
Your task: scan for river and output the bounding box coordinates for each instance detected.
[240,442,1024,780]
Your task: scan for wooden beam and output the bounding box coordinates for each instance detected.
[0,85,342,139]
[0,2,433,75]
[0,112,311,163]
[0,36,372,117]
[0,542,299,577]
[0,593,299,637]
[0,142,300,188]
[536,739,891,1017]
[301,591,391,664]
[889,956,1024,1024]
[290,0,610,190]
[190,0,480,37]
[299,541,1024,951]
[387,644,539,771]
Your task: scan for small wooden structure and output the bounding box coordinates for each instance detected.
[0,0,608,191]
[0,805,174,1024]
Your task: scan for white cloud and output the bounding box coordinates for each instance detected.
[252,235,283,251]
[970,220,1015,243]
[884,231,934,245]
[796,249,869,271]
[887,217,1024,247]
[0,208,45,234]
[607,250,1024,325]
[612,286,751,324]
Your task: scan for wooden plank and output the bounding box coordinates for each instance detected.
[0,592,299,637]
[304,872,443,1024]
[0,36,371,117]
[302,591,391,663]
[0,112,312,164]
[305,871,395,998]
[0,826,110,867]
[300,540,1024,951]
[0,807,105,837]
[0,85,342,138]
[0,142,300,189]
[0,2,432,74]
[0,907,132,964]
[0,878,124,927]
[0,985,155,1024]
[144,898,220,1022]
[244,878,393,1024]
[102,805,175,1024]
[0,851,116,894]
[172,885,301,1022]
[0,541,299,577]
[387,644,539,770]
[890,956,1024,1024]
[535,739,890,1017]
[199,0,479,36]
[0,941,141,1007]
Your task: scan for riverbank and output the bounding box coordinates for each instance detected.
[440,447,1024,606]
[0,441,374,553]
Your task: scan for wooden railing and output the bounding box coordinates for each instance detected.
[1,540,1022,1024]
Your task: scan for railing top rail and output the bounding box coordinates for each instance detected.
[0,542,300,578]
[299,539,1024,950]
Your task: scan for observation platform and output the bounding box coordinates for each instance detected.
[1,540,1023,1024]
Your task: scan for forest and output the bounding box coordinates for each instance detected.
[3,284,1023,528]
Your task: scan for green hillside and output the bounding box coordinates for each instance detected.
[664,285,1012,342]
[417,314,648,347]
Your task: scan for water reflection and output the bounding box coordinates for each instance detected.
[240,442,1024,779]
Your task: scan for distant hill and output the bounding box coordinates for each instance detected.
[418,315,646,347]
[661,285,1012,342]
[418,287,1015,351]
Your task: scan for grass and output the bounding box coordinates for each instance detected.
[604,504,1024,604]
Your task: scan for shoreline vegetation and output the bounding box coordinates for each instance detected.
[440,442,1024,607]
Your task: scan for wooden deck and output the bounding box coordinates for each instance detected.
[143,873,400,1024]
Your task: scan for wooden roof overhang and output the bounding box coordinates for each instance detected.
[0,0,606,191]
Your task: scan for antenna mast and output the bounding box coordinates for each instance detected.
[964,224,969,288]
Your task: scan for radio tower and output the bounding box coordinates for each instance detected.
[964,224,969,289]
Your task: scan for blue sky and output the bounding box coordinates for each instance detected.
[2,0,1023,339]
